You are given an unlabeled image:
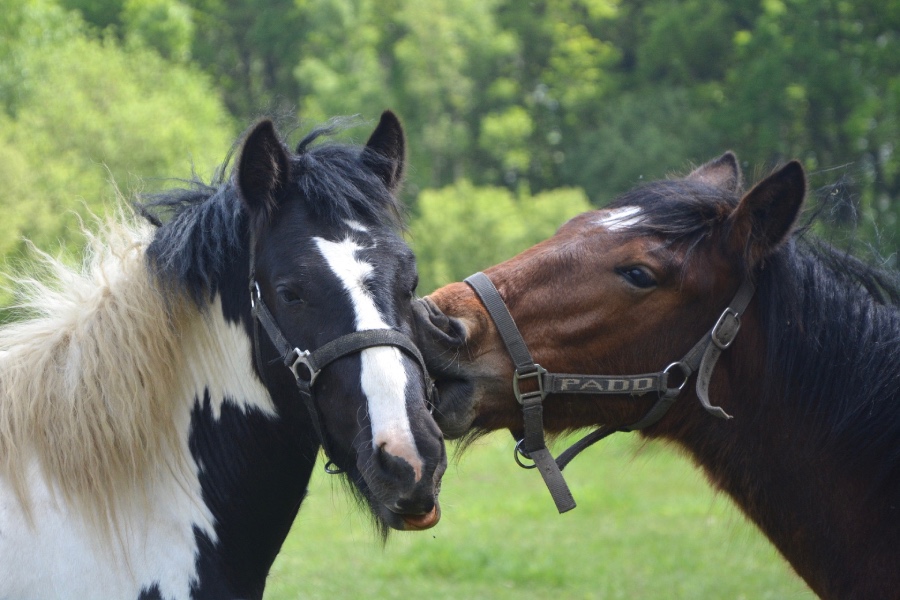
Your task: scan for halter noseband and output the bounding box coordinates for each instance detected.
[464,271,755,513]
[248,240,434,475]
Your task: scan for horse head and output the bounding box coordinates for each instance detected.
[414,153,805,439]
[240,113,445,532]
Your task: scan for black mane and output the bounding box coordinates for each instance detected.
[610,178,900,491]
[140,121,405,304]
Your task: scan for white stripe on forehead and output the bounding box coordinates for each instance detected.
[595,206,643,231]
[313,236,424,479]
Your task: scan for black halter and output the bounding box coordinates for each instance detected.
[464,271,755,513]
[248,240,435,474]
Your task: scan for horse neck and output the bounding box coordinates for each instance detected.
[178,279,320,597]
[649,261,900,599]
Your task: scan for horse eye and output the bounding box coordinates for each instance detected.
[617,266,657,289]
[277,286,304,305]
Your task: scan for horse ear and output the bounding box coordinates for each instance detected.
[728,160,806,266]
[687,152,742,193]
[362,110,406,193]
[237,120,291,217]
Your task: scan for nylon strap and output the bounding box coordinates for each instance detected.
[463,271,755,514]
[250,279,436,468]
[465,272,537,372]
[466,272,576,513]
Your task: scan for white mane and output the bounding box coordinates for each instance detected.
[0,215,199,529]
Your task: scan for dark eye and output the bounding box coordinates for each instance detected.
[277,286,304,305]
[617,266,657,289]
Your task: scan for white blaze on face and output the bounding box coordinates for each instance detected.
[595,206,643,231]
[314,235,424,481]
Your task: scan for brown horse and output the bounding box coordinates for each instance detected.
[414,153,900,599]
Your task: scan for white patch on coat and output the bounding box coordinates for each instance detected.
[595,206,643,231]
[0,296,275,599]
[314,236,424,480]
[344,219,369,233]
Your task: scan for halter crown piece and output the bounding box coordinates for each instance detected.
[248,233,435,474]
[464,272,755,513]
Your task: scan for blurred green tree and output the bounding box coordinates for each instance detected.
[408,182,591,293]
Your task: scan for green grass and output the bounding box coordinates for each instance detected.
[265,433,813,599]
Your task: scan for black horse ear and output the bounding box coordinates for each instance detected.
[687,151,742,193]
[362,110,406,193]
[728,160,805,266]
[237,120,291,217]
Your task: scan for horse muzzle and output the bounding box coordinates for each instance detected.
[411,297,479,438]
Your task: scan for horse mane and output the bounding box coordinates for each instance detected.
[610,177,900,493]
[0,216,194,529]
[0,119,407,532]
[757,237,900,491]
[141,119,406,304]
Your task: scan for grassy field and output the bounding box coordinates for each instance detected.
[265,433,813,599]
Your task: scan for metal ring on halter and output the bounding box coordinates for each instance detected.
[324,459,344,475]
[663,361,691,392]
[514,439,538,469]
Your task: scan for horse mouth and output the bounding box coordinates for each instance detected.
[377,499,442,531]
[398,502,441,530]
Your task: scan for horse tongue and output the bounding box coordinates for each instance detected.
[401,505,440,530]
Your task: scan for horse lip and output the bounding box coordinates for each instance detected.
[398,502,441,531]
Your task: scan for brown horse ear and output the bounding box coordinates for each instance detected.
[728,160,806,266]
[362,110,406,194]
[687,152,742,193]
[237,120,291,217]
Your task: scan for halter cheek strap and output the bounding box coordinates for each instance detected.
[464,272,755,514]
[247,231,435,474]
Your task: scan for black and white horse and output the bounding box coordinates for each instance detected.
[0,112,445,599]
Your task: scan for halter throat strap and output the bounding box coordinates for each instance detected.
[464,272,755,513]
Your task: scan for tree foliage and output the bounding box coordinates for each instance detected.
[3,0,900,299]
[409,183,591,294]
[0,0,232,306]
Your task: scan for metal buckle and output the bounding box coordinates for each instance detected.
[289,349,319,385]
[711,307,741,350]
[513,364,548,405]
[250,281,261,309]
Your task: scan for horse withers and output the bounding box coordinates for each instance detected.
[414,153,900,599]
[0,112,445,599]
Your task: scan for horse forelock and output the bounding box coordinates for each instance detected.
[605,179,743,273]
[141,121,406,307]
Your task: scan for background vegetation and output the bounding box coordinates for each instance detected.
[1,0,896,595]
[3,0,900,290]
